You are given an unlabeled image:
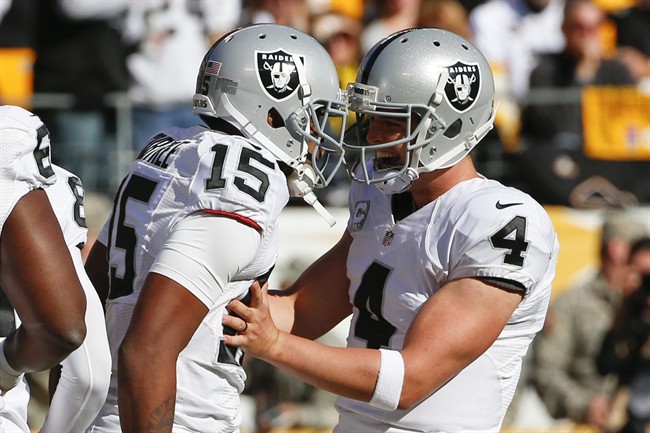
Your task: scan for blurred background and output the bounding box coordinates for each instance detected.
[1,0,649,432]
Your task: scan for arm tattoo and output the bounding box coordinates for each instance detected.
[147,396,175,432]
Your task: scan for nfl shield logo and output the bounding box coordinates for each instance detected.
[444,61,481,112]
[256,50,302,101]
[382,230,394,247]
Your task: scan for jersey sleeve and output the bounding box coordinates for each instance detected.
[0,106,57,234]
[438,189,558,294]
[149,212,261,307]
[184,134,289,235]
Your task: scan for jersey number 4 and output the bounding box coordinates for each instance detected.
[352,216,530,348]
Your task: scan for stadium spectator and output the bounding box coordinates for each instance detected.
[598,236,650,433]
[0,105,87,432]
[224,28,559,433]
[360,0,421,54]
[610,0,650,87]
[469,0,565,149]
[120,0,241,153]
[240,0,311,32]
[417,0,473,41]
[520,0,634,145]
[517,0,639,207]
[533,209,650,431]
[84,24,347,432]
[469,0,565,99]
[33,0,130,195]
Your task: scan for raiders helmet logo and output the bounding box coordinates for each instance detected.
[444,61,481,112]
[256,50,303,101]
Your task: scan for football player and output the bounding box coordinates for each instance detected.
[39,162,111,432]
[83,24,347,432]
[224,28,560,432]
[0,105,87,431]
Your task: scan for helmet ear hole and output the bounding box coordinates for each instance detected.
[267,107,285,129]
[443,119,462,139]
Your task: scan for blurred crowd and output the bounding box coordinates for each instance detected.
[1,0,648,205]
[1,0,649,432]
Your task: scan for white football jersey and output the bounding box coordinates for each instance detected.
[94,126,289,432]
[0,105,56,235]
[337,175,559,433]
[0,106,56,432]
[1,164,99,433]
[46,165,88,249]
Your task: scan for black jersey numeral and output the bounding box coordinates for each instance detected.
[353,262,397,349]
[33,124,55,179]
[489,216,529,267]
[206,143,274,202]
[66,175,87,229]
[107,174,158,300]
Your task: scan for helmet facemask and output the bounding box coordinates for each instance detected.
[345,82,449,193]
[284,96,348,189]
[342,28,497,194]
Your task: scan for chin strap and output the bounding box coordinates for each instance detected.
[376,167,419,194]
[287,165,337,227]
[302,190,337,227]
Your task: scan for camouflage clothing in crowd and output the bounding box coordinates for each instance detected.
[533,273,620,422]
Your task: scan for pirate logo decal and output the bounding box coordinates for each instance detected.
[256,50,302,101]
[444,61,481,112]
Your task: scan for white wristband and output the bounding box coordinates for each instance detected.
[369,348,404,411]
[0,340,24,393]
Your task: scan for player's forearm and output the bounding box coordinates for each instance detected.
[261,332,380,403]
[118,349,176,433]
[279,232,353,340]
[268,291,296,333]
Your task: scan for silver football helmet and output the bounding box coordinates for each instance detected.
[345,28,497,194]
[193,24,348,224]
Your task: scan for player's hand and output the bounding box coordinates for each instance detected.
[223,280,281,360]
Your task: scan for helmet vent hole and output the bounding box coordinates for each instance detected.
[267,107,285,129]
[461,44,469,50]
[259,33,267,39]
[433,41,441,47]
[291,34,298,40]
[400,38,408,43]
[443,119,462,138]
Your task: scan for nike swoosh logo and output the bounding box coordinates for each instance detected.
[496,201,523,209]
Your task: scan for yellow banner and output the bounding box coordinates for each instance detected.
[582,86,650,161]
